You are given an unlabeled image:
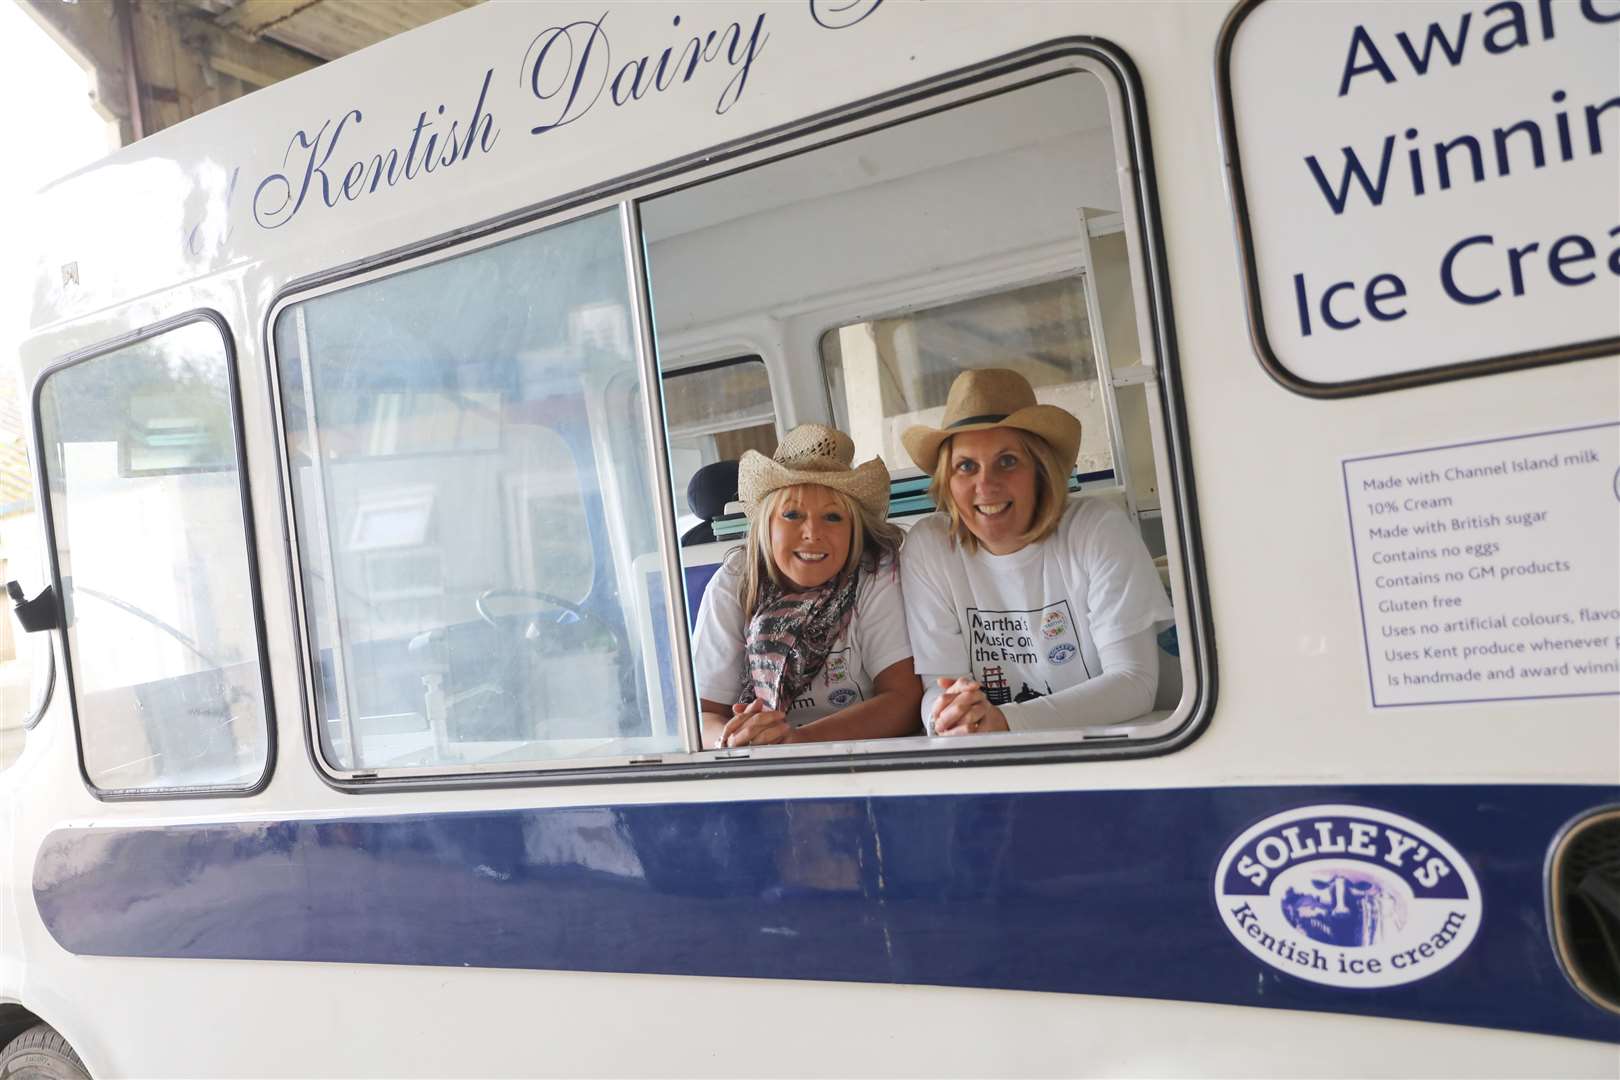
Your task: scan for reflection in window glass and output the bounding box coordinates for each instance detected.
[36,320,269,791]
[275,209,682,774]
[663,359,776,536]
[822,278,1114,478]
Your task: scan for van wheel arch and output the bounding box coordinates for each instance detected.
[0,1019,89,1079]
[0,1006,42,1056]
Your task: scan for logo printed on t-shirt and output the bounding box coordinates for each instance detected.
[827,687,859,707]
[979,665,1013,706]
[968,601,1084,701]
[968,601,1078,666]
[825,653,848,683]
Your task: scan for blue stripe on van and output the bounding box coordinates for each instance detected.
[32,784,1620,1043]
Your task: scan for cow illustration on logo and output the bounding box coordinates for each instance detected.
[1213,805,1481,988]
[1279,866,1406,946]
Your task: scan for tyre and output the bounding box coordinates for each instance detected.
[0,1024,89,1080]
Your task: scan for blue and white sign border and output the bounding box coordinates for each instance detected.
[1214,803,1484,989]
[1215,0,1620,398]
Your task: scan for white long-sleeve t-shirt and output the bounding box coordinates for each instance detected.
[900,499,1173,732]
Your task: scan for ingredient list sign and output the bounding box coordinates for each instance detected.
[1344,422,1619,707]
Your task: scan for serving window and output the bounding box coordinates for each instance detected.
[643,61,1203,756]
[272,46,1205,785]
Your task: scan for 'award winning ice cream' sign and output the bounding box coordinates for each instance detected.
[1220,1,1620,390]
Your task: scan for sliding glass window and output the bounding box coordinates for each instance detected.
[273,208,687,777]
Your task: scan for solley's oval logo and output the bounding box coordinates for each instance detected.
[1214,805,1481,988]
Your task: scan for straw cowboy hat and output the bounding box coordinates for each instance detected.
[900,368,1082,473]
[737,424,891,522]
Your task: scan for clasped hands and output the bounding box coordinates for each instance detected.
[716,699,803,748]
[717,676,1007,745]
[930,676,1010,736]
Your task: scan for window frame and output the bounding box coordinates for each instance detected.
[662,354,778,440]
[267,202,703,783]
[265,39,1215,793]
[30,309,278,800]
[815,267,1127,487]
[662,354,780,533]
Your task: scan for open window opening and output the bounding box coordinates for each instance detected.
[642,63,1200,756]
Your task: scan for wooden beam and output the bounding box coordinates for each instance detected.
[182,15,322,86]
[113,0,147,139]
[215,0,328,40]
[20,0,135,140]
[18,0,322,146]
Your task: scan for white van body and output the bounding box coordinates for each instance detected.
[2,1,1617,1075]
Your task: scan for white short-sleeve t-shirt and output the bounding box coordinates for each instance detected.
[900,498,1172,709]
[691,554,914,726]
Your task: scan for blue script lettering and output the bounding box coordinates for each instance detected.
[254,110,360,230]
[524,8,770,135]
[253,68,499,230]
[810,0,885,30]
[524,13,611,135]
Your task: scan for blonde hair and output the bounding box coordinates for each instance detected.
[739,483,902,618]
[927,429,1069,554]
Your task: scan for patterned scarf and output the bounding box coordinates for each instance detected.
[740,565,861,712]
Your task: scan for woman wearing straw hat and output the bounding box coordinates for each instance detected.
[899,368,1172,735]
[690,424,923,749]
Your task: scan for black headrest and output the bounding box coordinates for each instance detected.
[687,460,740,521]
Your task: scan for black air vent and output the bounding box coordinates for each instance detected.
[1551,808,1620,1014]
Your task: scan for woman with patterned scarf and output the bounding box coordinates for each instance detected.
[690,424,923,749]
